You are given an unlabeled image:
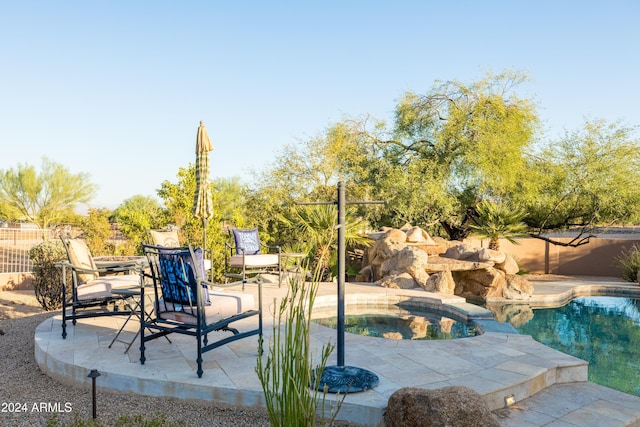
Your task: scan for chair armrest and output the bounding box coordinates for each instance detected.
[57,260,141,275]
[260,243,281,254]
[201,276,262,289]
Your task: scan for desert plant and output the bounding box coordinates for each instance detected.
[256,266,342,426]
[616,243,640,283]
[469,200,528,250]
[278,204,371,281]
[29,239,70,311]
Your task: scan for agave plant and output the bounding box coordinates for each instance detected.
[469,200,528,250]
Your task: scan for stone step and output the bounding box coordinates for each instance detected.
[493,382,640,427]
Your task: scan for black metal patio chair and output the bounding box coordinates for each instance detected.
[140,243,262,378]
[59,236,142,339]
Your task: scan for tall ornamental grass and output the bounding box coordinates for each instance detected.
[256,268,342,426]
[616,243,640,283]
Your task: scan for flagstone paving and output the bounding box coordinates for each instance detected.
[35,278,640,426]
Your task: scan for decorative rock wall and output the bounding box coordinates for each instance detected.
[357,224,533,301]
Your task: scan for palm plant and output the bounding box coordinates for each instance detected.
[279,204,371,281]
[469,200,528,250]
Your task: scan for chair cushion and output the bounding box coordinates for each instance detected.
[158,291,255,325]
[230,254,279,267]
[157,247,210,305]
[149,230,180,247]
[76,274,140,301]
[232,228,261,255]
[66,239,98,284]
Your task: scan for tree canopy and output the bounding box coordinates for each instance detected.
[519,119,640,245]
[0,157,96,230]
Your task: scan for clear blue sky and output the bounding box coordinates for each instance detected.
[1,1,638,210]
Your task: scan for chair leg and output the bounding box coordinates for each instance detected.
[61,303,67,339]
[140,315,146,365]
[196,331,203,378]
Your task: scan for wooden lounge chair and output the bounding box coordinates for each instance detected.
[140,243,262,378]
[59,236,142,339]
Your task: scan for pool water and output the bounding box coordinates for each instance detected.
[313,312,479,340]
[494,296,640,397]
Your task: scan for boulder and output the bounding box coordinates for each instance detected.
[455,267,506,299]
[442,243,477,260]
[425,271,456,294]
[371,236,406,264]
[382,247,429,278]
[405,226,437,245]
[478,248,506,264]
[378,272,419,289]
[503,274,534,300]
[495,253,520,275]
[386,386,500,427]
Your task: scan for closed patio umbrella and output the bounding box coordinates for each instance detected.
[193,120,214,254]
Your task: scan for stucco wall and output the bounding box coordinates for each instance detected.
[469,236,640,277]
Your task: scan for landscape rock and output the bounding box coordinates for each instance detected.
[455,267,506,299]
[359,225,533,301]
[405,226,436,244]
[378,272,419,289]
[503,274,535,300]
[425,271,456,294]
[442,243,478,260]
[495,253,520,274]
[386,386,500,427]
[478,247,506,263]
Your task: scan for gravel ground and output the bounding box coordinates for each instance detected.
[0,290,355,427]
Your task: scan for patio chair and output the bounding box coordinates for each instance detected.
[147,228,181,248]
[140,243,262,378]
[225,227,282,287]
[59,236,142,339]
[147,227,212,273]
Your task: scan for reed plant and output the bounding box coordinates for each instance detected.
[616,243,640,283]
[256,267,342,426]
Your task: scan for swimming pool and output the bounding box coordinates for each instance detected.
[313,304,480,340]
[490,296,640,397]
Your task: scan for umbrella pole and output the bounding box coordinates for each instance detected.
[202,218,208,279]
[203,218,207,253]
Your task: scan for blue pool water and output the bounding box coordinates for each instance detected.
[495,296,640,397]
[313,310,479,340]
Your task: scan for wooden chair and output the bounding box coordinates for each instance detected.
[59,236,142,339]
[140,243,262,378]
[225,227,282,287]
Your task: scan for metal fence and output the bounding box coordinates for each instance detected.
[0,227,54,274]
[0,225,130,274]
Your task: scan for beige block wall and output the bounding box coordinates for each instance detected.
[0,272,34,291]
[468,237,639,277]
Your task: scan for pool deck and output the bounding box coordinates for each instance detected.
[35,276,640,426]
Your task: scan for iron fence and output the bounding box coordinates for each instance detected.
[0,226,126,274]
[0,227,55,274]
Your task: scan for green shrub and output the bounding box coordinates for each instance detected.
[29,240,70,311]
[616,243,640,283]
